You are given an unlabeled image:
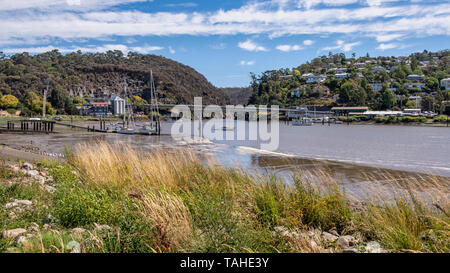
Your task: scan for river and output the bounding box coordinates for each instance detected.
[1,120,449,198]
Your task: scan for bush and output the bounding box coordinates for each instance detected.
[433,115,448,123]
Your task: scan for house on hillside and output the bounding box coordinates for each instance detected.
[372,66,387,73]
[312,85,331,98]
[302,73,326,84]
[440,78,450,90]
[334,73,350,80]
[405,83,425,90]
[369,82,383,92]
[407,74,425,81]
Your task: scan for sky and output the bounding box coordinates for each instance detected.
[0,0,449,87]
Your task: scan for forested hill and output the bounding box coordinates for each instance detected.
[248,50,449,113]
[0,50,228,115]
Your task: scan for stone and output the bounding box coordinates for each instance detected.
[34,175,46,185]
[365,241,382,253]
[29,223,40,233]
[2,228,27,239]
[4,199,32,209]
[342,248,358,253]
[322,232,339,242]
[21,163,33,170]
[44,185,56,193]
[329,228,340,237]
[337,235,356,249]
[26,170,39,177]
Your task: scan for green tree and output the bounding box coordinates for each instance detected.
[381,89,396,109]
[0,94,19,109]
[425,77,439,92]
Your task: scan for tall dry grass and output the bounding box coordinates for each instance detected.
[64,141,449,253]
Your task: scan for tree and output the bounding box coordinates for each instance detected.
[338,80,367,106]
[381,89,396,109]
[49,85,69,112]
[425,77,439,92]
[0,94,19,109]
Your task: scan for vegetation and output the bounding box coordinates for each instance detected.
[0,143,448,253]
[248,50,450,114]
[0,50,228,116]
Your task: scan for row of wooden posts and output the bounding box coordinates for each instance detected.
[5,120,55,132]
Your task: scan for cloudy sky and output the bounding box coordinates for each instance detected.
[1,0,449,87]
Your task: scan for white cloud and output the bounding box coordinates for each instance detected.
[2,44,163,54]
[238,40,268,52]
[303,40,314,45]
[240,60,255,66]
[168,46,175,54]
[0,0,152,11]
[376,43,398,50]
[322,40,361,52]
[375,33,404,42]
[0,0,448,50]
[276,44,303,52]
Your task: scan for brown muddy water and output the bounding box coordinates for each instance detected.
[1,120,449,199]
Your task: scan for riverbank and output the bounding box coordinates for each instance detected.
[0,142,448,253]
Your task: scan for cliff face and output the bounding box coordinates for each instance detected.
[0,50,229,106]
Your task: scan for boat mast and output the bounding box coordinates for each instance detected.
[149,70,160,133]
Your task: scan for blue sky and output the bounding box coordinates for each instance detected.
[0,0,449,87]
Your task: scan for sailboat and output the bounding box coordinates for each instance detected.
[137,70,160,135]
[118,80,136,135]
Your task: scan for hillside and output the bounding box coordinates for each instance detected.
[249,50,450,114]
[219,87,252,105]
[0,50,228,115]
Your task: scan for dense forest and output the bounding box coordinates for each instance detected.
[0,50,228,115]
[248,50,450,114]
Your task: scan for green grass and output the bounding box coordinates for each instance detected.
[0,143,449,253]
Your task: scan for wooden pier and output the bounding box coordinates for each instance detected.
[0,120,55,134]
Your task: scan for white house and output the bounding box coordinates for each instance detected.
[372,66,387,73]
[407,74,425,81]
[334,73,350,80]
[335,68,347,74]
[369,82,383,92]
[302,73,326,83]
[440,78,450,90]
[405,83,425,90]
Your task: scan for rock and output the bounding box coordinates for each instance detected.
[337,235,356,249]
[29,223,39,233]
[71,228,86,235]
[34,175,46,185]
[322,232,339,242]
[21,162,34,170]
[342,248,358,253]
[2,228,27,239]
[16,235,33,245]
[365,241,382,253]
[329,228,339,237]
[44,185,56,193]
[4,199,32,209]
[66,241,81,253]
[26,170,39,177]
